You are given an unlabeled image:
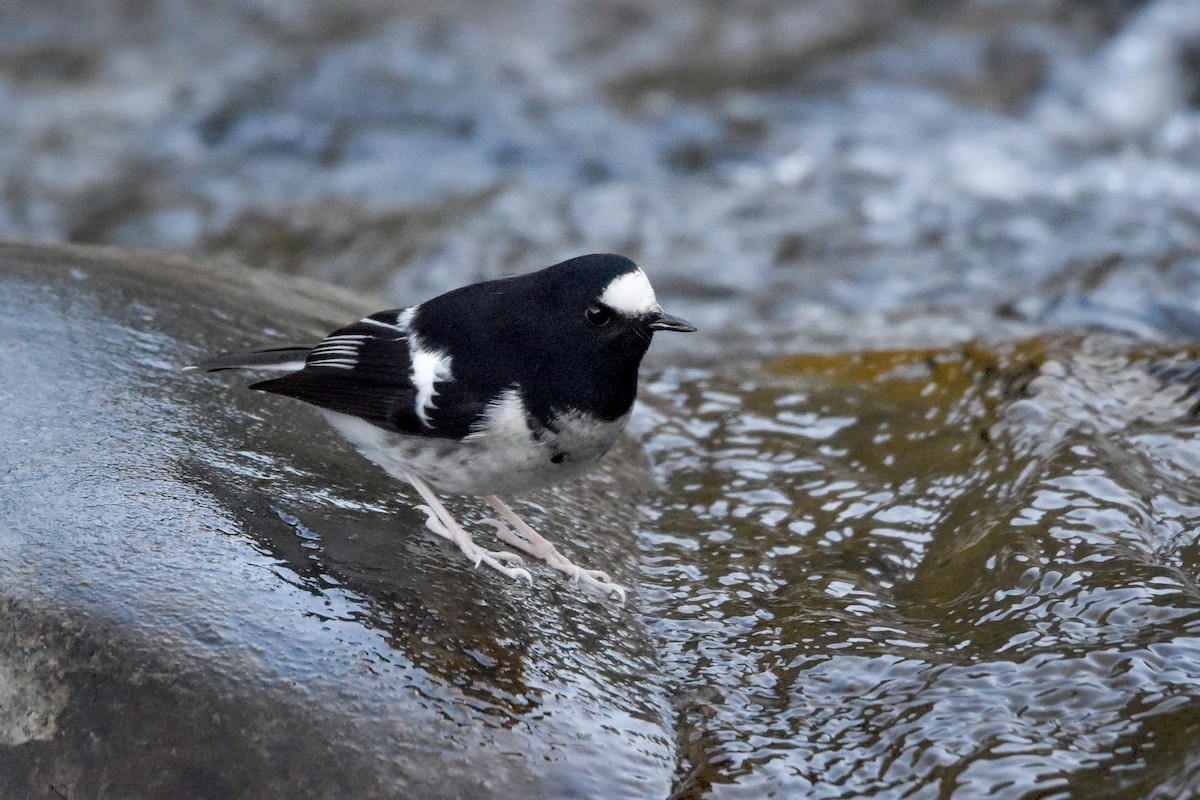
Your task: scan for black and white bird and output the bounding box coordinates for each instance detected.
[187,254,695,601]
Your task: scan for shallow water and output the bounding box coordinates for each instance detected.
[634,336,1200,797]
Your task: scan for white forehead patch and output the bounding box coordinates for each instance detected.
[599,269,658,316]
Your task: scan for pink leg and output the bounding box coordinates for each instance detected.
[405,474,532,585]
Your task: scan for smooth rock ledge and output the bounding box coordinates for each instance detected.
[0,241,674,800]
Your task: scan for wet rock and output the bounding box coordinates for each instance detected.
[0,241,674,800]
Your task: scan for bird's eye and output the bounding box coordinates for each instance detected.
[585,305,613,327]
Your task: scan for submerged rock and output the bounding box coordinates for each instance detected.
[0,241,674,799]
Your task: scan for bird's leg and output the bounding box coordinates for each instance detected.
[404,474,532,585]
[481,496,627,602]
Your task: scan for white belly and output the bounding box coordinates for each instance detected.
[320,394,629,497]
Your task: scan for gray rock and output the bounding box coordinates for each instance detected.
[0,241,674,799]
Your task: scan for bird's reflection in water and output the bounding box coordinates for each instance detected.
[181,433,668,730]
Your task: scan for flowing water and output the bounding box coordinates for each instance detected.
[5,0,1200,796]
[632,337,1200,797]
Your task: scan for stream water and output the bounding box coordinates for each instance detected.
[5,0,1200,797]
[635,337,1200,796]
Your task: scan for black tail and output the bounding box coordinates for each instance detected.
[184,346,314,373]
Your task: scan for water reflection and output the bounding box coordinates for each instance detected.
[182,433,669,726]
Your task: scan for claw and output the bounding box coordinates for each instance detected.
[483,495,629,603]
[410,481,626,600]
[579,568,612,584]
[407,482,532,588]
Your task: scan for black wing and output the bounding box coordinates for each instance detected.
[253,302,529,440]
[250,310,431,435]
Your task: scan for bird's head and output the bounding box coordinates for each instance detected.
[541,254,696,360]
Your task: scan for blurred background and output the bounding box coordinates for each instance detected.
[5,0,1200,349]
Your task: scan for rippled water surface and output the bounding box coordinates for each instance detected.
[634,337,1200,797]
[6,0,1200,796]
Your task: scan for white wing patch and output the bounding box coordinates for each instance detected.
[308,306,414,370]
[307,333,370,369]
[359,308,412,333]
[409,335,453,427]
[599,268,658,316]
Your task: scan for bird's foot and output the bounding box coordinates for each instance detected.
[417,505,532,585]
[480,516,626,602]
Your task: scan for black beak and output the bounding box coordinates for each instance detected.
[647,309,697,333]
